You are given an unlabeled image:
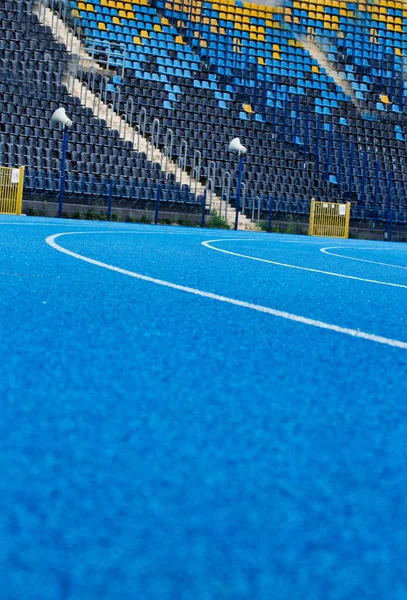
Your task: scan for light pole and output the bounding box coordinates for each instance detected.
[51,107,73,218]
[229,137,247,230]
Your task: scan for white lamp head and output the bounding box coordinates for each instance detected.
[229,137,247,154]
[51,107,73,129]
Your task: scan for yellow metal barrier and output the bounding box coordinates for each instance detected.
[309,198,350,238]
[0,166,25,215]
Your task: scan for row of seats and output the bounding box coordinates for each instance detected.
[1,0,406,225]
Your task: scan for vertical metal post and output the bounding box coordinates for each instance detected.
[389,210,393,242]
[201,187,207,228]
[372,160,380,228]
[293,95,299,144]
[154,184,161,225]
[303,105,309,163]
[58,127,69,218]
[267,196,273,232]
[108,179,113,221]
[361,151,367,206]
[234,152,244,231]
[315,114,321,171]
[386,170,392,237]
[337,133,343,191]
[348,141,354,200]
[325,125,333,181]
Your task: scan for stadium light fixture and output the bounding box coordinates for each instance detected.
[229,137,247,230]
[51,107,73,218]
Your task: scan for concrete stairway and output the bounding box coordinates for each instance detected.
[33,2,254,229]
[300,36,357,103]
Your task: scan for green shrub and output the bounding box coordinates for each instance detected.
[206,210,230,229]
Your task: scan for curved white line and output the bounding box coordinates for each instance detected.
[202,239,407,290]
[45,231,407,350]
[321,246,407,270]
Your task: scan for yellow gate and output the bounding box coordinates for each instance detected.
[0,166,25,215]
[309,198,351,238]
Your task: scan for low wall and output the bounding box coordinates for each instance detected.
[22,199,407,242]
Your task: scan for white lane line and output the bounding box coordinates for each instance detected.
[321,246,407,270]
[45,231,407,350]
[202,239,407,290]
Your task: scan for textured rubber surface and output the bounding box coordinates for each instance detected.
[1,216,407,600]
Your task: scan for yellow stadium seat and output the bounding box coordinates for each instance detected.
[71,9,80,17]
[154,24,161,31]
[118,9,126,17]
[243,104,254,113]
[140,30,149,38]
[175,35,184,43]
[258,57,265,65]
[98,21,106,29]
[395,47,402,55]
[200,39,207,48]
[78,1,85,9]
[312,65,319,73]
[112,16,121,24]
[86,3,95,11]
[265,19,273,26]
[133,35,141,44]
[126,10,134,18]
[381,94,390,104]
[273,51,280,60]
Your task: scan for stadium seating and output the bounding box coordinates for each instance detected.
[0,0,406,223]
[0,0,197,208]
[62,0,407,222]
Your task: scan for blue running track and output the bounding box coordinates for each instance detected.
[1,216,407,599]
